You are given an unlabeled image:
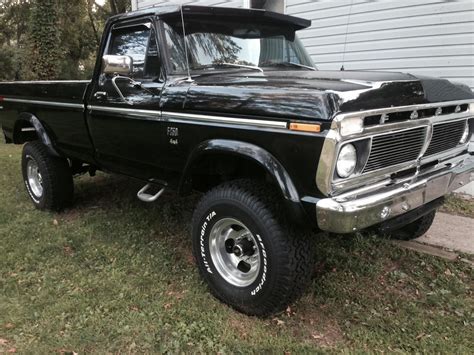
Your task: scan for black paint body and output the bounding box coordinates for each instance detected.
[1,6,473,224]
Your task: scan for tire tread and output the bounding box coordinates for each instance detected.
[192,179,312,316]
[22,141,73,211]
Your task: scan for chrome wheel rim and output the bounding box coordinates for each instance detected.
[209,218,261,287]
[26,158,43,198]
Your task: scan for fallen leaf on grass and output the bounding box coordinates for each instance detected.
[0,338,9,345]
[416,333,431,340]
[273,318,285,326]
[4,323,15,329]
[286,306,295,317]
[63,246,74,256]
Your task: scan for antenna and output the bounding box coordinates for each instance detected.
[180,5,193,82]
[341,0,354,71]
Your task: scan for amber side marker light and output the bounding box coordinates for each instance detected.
[289,122,321,133]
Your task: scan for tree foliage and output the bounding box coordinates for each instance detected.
[25,0,61,80]
[0,0,31,79]
[0,0,131,81]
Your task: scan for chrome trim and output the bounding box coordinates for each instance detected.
[0,80,90,84]
[137,183,166,202]
[332,99,473,124]
[418,123,433,160]
[87,105,161,120]
[317,99,474,196]
[87,105,288,129]
[316,156,473,233]
[335,153,468,201]
[337,111,472,141]
[162,111,288,129]
[3,97,84,110]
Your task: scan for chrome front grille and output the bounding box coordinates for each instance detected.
[318,100,473,197]
[425,120,466,156]
[363,127,426,173]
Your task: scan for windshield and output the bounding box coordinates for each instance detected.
[162,17,315,73]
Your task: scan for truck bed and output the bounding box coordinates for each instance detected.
[0,80,94,162]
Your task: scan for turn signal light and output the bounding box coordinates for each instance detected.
[289,122,321,133]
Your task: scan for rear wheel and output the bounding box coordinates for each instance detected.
[192,180,312,317]
[21,141,73,211]
[389,210,437,241]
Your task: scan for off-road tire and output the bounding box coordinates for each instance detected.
[192,179,313,317]
[389,210,436,241]
[21,141,73,211]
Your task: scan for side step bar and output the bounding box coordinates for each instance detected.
[137,181,167,202]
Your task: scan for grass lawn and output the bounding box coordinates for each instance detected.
[440,194,474,219]
[1,143,473,353]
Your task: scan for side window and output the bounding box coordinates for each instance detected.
[108,25,151,78]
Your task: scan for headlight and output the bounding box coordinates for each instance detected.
[336,144,357,178]
[459,121,470,144]
[340,117,363,136]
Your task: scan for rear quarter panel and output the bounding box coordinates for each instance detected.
[0,81,94,162]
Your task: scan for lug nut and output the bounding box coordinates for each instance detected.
[232,238,254,257]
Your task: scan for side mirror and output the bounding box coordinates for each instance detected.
[102,55,133,75]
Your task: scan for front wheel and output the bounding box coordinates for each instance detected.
[21,141,74,211]
[389,210,437,241]
[192,180,312,317]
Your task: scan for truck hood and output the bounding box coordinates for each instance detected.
[182,70,474,121]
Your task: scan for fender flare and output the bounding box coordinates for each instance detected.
[179,139,300,202]
[15,112,60,156]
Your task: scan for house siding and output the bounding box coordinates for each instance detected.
[286,0,474,90]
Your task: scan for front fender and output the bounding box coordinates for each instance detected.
[179,139,300,202]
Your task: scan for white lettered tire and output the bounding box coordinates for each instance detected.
[192,180,312,317]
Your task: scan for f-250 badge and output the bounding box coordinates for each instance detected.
[167,126,179,145]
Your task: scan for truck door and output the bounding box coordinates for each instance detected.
[87,18,166,178]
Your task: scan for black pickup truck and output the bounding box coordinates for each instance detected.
[1,5,473,316]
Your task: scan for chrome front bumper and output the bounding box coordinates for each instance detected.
[316,156,474,234]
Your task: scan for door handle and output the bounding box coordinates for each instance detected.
[94,91,108,100]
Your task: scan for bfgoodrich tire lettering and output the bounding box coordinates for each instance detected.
[192,180,312,317]
[21,141,74,211]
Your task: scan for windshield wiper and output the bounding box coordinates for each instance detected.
[262,61,316,71]
[193,63,263,73]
